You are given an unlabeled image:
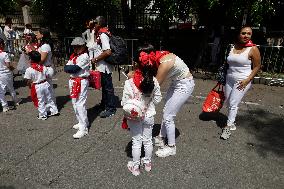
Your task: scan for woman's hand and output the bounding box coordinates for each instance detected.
[237,78,251,90]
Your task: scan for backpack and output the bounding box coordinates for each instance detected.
[123,81,150,121]
[99,32,128,65]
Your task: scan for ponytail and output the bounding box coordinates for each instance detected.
[140,65,155,95]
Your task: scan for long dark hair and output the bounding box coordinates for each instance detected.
[39,28,53,50]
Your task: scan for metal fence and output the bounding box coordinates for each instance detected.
[5,38,284,77]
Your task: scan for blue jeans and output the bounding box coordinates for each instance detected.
[100,71,116,111]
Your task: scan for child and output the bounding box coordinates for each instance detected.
[0,38,21,112]
[121,55,162,176]
[17,33,39,75]
[64,37,90,139]
[24,51,58,120]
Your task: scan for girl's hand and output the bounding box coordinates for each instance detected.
[237,78,251,90]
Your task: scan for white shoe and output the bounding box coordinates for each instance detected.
[229,124,236,131]
[220,127,231,140]
[37,115,48,120]
[156,145,176,158]
[141,158,152,172]
[72,123,81,130]
[73,129,88,139]
[14,98,22,106]
[49,111,60,117]
[154,136,165,147]
[2,106,10,112]
[127,161,140,176]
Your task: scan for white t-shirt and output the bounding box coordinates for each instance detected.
[66,53,90,78]
[0,51,12,77]
[24,66,53,84]
[38,44,53,66]
[94,33,114,74]
[3,25,13,39]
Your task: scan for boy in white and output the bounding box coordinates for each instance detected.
[64,37,90,139]
[0,38,21,112]
[121,65,162,176]
[24,51,58,120]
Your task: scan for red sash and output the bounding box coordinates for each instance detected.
[70,77,84,99]
[30,84,38,108]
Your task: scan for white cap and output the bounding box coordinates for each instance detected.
[71,37,85,46]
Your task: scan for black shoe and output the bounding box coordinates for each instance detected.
[99,109,116,118]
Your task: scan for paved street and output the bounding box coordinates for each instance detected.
[0,69,283,189]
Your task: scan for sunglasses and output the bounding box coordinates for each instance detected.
[240,32,252,35]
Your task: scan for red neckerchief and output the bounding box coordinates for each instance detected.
[30,84,39,108]
[25,43,39,53]
[69,50,87,64]
[31,62,44,72]
[70,77,84,99]
[133,69,143,91]
[240,40,256,47]
[96,27,111,44]
[155,51,170,65]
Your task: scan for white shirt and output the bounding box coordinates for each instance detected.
[82,29,96,48]
[0,51,12,77]
[38,44,53,66]
[66,53,90,78]
[24,66,53,84]
[121,77,162,117]
[4,25,14,39]
[94,33,114,74]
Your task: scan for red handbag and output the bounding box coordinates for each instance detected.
[88,70,101,89]
[202,83,225,112]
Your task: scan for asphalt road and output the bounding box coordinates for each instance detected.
[0,69,283,189]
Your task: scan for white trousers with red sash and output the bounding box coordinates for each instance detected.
[35,81,58,117]
[69,78,89,130]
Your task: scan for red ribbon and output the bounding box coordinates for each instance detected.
[31,63,44,72]
[138,50,170,69]
[70,77,84,99]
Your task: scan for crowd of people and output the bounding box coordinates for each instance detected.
[0,16,261,176]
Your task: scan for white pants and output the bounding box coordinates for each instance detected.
[128,116,154,165]
[225,76,251,126]
[160,78,195,146]
[36,82,58,117]
[69,79,89,130]
[88,48,95,60]
[0,75,19,108]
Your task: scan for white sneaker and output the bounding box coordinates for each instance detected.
[141,158,152,172]
[72,123,81,130]
[127,161,140,176]
[73,129,88,139]
[2,106,10,112]
[37,115,48,120]
[156,145,176,158]
[14,98,22,106]
[154,136,165,147]
[229,124,236,131]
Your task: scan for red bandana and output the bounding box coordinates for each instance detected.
[31,63,44,72]
[69,50,87,64]
[240,40,256,47]
[96,27,111,44]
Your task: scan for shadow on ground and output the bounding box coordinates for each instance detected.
[238,108,284,157]
[199,111,227,128]
[56,95,70,111]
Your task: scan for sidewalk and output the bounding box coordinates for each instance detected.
[0,70,283,189]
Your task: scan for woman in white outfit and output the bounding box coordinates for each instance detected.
[221,26,261,140]
[82,20,96,60]
[129,44,195,158]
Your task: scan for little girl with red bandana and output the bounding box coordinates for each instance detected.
[24,51,58,120]
[121,51,162,176]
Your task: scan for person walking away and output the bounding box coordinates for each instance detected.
[64,37,90,139]
[91,16,116,118]
[220,26,261,140]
